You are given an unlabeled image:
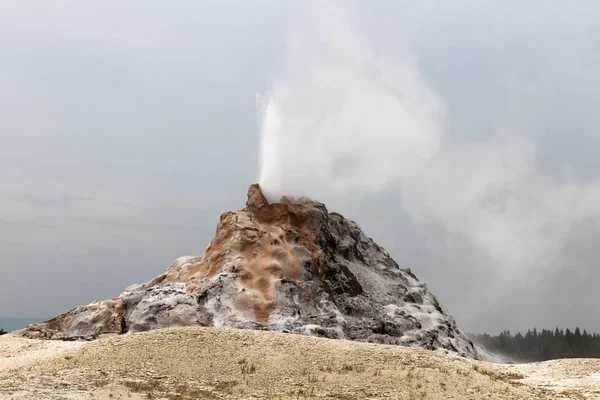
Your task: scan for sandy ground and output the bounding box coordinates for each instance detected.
[504,359,600,399]
[0,327,598,399]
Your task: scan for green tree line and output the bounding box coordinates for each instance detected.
[470,328,600,361]
[0,329,6,335]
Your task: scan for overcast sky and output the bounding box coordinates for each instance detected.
[1,1,599,334]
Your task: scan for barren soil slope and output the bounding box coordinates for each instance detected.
[1,327,599,399]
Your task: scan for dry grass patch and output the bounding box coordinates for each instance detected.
[1,327,596,399]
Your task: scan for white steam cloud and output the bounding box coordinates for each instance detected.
[258,4,444,200]
[257,1,600,314]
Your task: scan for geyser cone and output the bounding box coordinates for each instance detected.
[20,184,479,359]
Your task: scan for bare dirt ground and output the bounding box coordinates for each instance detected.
[1,327,598,399]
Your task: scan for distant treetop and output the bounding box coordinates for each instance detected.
[470,327,600,362]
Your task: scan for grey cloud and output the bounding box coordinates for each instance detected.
[10,194,93,208]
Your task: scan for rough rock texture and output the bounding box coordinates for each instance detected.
[20,184,479,358]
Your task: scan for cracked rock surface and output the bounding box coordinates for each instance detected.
[20,184,478,359]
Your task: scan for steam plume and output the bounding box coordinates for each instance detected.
[258,3,444,201]
[257,2,600,328]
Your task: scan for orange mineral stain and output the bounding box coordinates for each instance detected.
[160,184,323,323]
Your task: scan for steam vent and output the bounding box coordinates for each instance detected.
[21,184,479,359]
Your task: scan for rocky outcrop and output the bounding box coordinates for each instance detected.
[21,184,478,358]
